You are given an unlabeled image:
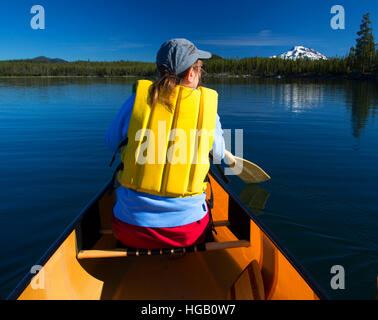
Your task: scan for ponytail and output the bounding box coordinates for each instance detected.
[149,67,182,109]
[149,60,203,110]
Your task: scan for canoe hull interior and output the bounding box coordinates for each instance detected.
[12,172,326,300]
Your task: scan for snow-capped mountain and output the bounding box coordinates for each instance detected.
[271,46,327,60]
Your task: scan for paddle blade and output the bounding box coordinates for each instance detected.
[232,156,271,183]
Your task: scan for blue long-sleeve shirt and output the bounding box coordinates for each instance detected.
[105,91,225,227]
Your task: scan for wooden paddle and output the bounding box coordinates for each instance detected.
[224,150,271,183]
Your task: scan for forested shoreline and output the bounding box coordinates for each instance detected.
[0,56,376,80]
[0,60,157,78]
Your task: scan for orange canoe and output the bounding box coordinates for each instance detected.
[7,170,328,300]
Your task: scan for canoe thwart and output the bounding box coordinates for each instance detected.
[77,240,250,259]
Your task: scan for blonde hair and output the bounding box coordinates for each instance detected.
[149,60,203,109]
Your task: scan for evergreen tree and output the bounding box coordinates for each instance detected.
[355,13,375,72]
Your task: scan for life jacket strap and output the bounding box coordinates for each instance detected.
[108,138,129,195]
[108,162,124,195]
[109,137,129,167]
[205,174,217,236]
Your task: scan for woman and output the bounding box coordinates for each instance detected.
[105,38,225,249]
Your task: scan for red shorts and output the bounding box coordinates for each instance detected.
[112,209,210,249]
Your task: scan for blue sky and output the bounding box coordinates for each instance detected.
[0,0,377,61]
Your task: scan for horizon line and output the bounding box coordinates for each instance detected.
[0,52,349,63]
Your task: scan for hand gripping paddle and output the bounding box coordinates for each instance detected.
[224,150,271,184]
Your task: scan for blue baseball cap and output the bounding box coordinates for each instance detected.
[156,38,212,75]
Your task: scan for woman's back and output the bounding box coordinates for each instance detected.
[105,39,226,249]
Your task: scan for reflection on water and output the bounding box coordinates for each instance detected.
[3,77,374,140]
[281,83,324,113]
[207,77,377,139]
[239,184,270,215]
[345,81,378,138]
[269,79,377,137]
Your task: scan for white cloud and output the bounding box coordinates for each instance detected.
[117,42,150,49]
[196,31,321,47]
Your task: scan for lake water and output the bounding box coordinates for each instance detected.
[0,77,377,299]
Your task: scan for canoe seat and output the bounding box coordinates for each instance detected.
[77,240,250,259]
[76,220,250,260]
[227,260,265,300]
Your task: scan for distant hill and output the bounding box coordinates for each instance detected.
[31,56,68,63]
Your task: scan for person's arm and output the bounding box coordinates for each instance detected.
[211,113,226,162]
[105,93,135,153]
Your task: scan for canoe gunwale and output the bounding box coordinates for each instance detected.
[209,169,330,300]
[6,180,111,300]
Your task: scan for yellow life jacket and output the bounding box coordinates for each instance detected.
[117,79,218,197]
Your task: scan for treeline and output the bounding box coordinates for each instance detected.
[0,60,156,77]
[203,55,377,78]
[1,55,375,79]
